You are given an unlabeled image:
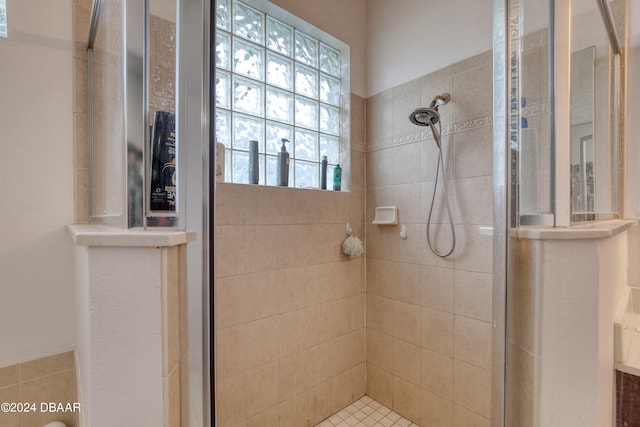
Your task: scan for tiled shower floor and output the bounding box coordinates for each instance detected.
[314,396,419,427]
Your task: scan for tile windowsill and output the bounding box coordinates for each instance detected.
[67,224,196,247]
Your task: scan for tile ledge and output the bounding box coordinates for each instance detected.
[617,329,640,377]
[518,219,637,240]
[68,224,196,247]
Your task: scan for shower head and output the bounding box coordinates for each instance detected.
[409,107,441,126]
[429,93,451,108]
[409,93,451,127]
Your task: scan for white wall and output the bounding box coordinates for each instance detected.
[0,0,75,366]
[365,0,492,97]
[533,232,627,427]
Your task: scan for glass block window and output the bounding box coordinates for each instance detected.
[215,0,347,188]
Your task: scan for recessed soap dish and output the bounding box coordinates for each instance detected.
[372,206,398,225]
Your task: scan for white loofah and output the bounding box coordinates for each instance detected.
[342,235,364,257]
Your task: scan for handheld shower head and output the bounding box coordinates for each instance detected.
[409,93,451,127]
[409,107,440,126]
[429,93,451,108]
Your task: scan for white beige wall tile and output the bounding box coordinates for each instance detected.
[421,266,454,312]
[365,50,494,424]
[245,361,279,418]
[331,369,353,412]
[421,132,455,182]
[420,179,456,225]
[0,385,20,427]
[20,370,77,427]
[367,295,395,336]
[454,404,491,427]
[392,377,421,423]
[422,224,457,269]
[19,352,74,382]
[393,301,421,345]
[392,77,422,137]
[454,126,493,179]
[454,315,492,370]
[421,349,453,400]
[453,360,491,419]
[452,225,493,273]
[453,64,493,122]
[351,363,366,399]
[420,66,455,125]
[0,365,18,388]
[163,365,180,427]
[453,176,493,225]
[366,363,393,409]
[366,89,393,143]
[421,308,454,356]
[454,270,493,322]
[366,330,393,372]
[393,340,421,384]
[421,389,453,427]
[217,373,247,427]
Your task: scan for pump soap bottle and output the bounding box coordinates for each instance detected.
[277,138,290,186]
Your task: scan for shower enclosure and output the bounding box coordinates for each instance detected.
[495,0,628,426]
[76,0,624,427]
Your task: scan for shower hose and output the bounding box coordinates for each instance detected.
[426,119,456,257]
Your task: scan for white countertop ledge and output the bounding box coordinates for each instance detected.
[617,332,640,377]
[518,219,637,240]
[68,224,196,247]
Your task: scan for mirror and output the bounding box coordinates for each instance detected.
[569,0,625,220]
[570,46,595,214]
[144,0,178,227]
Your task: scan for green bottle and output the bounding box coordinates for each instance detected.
[333,164,342,191]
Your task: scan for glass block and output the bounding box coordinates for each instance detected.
[233,75,264,117]
[232,1,264,44]
[295,63,318,99]
[294,128,318,161]
[295,30,318,67]
[216,0,230,30]
[215,109,231,147]
[233,113,264,151]
[216,30,231,69]
[320,104,340,135]
[266,52,293,90]
[216,70,231,108]
[320,135,340,164]
[233,38,264,80]
[266,16,293,56]
[295,160,319,188]
[232,150,249,184]
[320,43,341,77]
[266,87,293,124]
[266,122,293,155]
[320,73,340,106]
[295,96,319,130]
[266,155,278,186]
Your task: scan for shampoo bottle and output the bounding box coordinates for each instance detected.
[249,139,259,184]
[321,155,328,189]
[277,138,290,186]
[333,164,342,191]
[150,111,176,212]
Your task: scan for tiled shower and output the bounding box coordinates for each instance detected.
[215,51,495,426]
